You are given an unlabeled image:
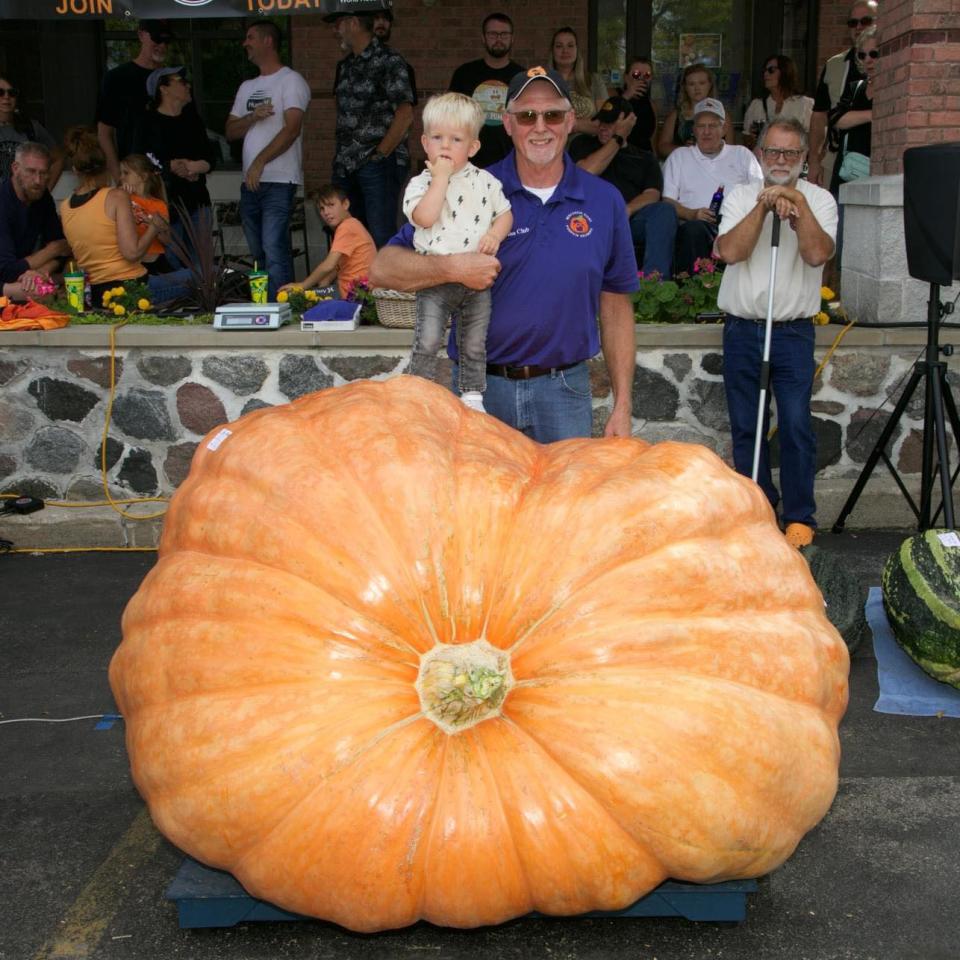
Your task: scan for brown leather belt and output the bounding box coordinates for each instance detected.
[486,361,578,380]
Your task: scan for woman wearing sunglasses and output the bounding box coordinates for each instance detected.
[828,25,876,195]
[616,56,657,154]
[741,55,813,151]
[0,75,62,188]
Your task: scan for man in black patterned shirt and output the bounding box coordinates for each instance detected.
[325,0,414,248]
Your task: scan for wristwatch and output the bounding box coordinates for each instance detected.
[612,134,625,148]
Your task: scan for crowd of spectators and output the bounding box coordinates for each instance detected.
[0,3,880,311]
[0,4,876,550]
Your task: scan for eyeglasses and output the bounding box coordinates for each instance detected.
[631,70,652,80]
[764,65,779,74]
[0,86,18,97]
[857,49,880,60]
[484,31,512,39]
[508,108,569,126]
[149,33,173,44]
[761,147,804,162]
[847,16,875,27]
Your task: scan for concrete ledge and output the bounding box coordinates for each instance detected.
[2,321,958,350]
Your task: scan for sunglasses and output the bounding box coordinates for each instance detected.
[761,147,804,162]
[857,49,880,60]
[764,65,779,74]
[484,31,512,39]
[847,16,875,27]
[149,33,173,44]
[631,70,652,80]
[0,86,18,97]
[508,108,569,126]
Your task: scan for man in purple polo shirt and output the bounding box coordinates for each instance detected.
[371,66,638,443]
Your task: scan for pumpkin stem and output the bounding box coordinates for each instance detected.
[417,639,512,734]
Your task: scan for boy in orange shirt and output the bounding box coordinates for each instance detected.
[280,185,374,299]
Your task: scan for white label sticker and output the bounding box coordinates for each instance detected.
[937,531,960,547]
[206,428,232,451]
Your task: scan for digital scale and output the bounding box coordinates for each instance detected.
[213,303,292,330]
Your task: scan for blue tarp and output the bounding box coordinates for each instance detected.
[866,586,960,718]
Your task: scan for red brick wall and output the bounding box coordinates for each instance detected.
[816,0,859,70]
[291,3,590,189]
[871,0,960,173]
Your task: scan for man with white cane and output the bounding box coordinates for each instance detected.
[715,117,837,548]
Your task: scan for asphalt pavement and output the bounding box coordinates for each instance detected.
[2,531,958,960]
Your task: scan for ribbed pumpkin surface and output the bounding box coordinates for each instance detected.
[109,376,849,932]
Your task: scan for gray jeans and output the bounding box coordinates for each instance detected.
[409,282,490,394]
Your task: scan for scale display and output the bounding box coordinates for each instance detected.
[213,304,292,330]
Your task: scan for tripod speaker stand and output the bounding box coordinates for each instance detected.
[832,285,957,532]
[832,142,960,533]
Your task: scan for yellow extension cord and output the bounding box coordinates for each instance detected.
[5,317,859,555]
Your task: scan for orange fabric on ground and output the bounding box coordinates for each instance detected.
[331,216,375,299]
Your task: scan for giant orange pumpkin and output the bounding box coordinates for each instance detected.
[110,376,849,932]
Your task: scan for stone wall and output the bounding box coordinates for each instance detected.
[3,324,958,544]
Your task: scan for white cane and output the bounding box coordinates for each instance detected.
[751,214,782,483]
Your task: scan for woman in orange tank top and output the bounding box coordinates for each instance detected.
[60,127,192,310]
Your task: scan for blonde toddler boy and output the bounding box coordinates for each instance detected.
[403,92,512,411]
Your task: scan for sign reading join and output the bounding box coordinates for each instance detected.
[2,0,334,18]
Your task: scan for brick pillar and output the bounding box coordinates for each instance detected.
[873,0,960,173]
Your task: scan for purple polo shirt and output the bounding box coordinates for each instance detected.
[389,151,638,367]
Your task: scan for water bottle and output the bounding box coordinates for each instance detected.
[709,185,725,223]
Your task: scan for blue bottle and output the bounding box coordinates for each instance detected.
[709,185,725,222]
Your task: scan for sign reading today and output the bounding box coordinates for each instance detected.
[0,0,337,17]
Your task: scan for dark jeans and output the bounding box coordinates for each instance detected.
[410,282,490,394]
[239,182,296,298]
[630,201,678,277]
[675,220,718,276]
[333,153,401,249]
[723,316,817,527]
[165,205,211,272]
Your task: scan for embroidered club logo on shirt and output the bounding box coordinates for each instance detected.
[566,212,593,237]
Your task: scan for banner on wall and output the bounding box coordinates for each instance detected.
[0,0,338,18]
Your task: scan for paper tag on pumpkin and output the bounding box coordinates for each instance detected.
[206,428,232,451]
[937,531,960,547]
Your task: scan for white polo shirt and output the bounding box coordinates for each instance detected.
[662,143,763,210]
[717,178,838,320]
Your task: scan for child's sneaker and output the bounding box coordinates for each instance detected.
[460,391,485,413]
[784,523,815,548]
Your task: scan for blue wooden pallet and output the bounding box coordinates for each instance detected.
[165,857,757,929]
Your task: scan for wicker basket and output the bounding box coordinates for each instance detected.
[372,288,416,328]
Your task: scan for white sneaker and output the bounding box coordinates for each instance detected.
[460,391,486,413]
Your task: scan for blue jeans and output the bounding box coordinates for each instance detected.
[723,316,817,527]
[165,205,211,271]
[333,154,400,249]
[410,283,490,393]
[146,268,194,304]
[454,360,593,443]
[630,201,677,278]
[239,182,296,298]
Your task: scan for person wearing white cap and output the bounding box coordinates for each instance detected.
[661,97,761,276]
